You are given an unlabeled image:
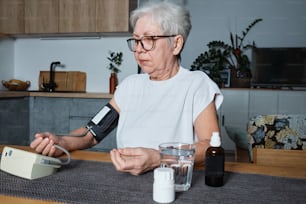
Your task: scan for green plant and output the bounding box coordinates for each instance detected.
[191,18,263,83]
[107,51,123,73]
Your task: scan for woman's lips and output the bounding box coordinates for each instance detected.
[138,59,148,66]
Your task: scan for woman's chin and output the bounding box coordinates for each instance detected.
[139,67,152,74]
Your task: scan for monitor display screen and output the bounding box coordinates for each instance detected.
[251,48,306,88]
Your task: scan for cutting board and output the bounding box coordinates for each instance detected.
[39,71,86,92]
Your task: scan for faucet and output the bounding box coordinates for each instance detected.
[42,61,62,92]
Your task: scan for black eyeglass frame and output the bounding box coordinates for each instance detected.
[126,35,177,52]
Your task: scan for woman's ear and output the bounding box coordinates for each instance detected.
[172,35,184,55]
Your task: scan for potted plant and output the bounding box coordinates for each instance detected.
[107,50,123,94]
[191,18,262,88]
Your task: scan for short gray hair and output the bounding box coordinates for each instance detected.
[130,1,192,42]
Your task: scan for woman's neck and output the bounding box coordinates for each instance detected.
[149,61,180,81]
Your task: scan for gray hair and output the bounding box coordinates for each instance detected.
[130,1,192,42]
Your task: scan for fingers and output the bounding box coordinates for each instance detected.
[110,149,141,175]
[110,148,158,176]
[117,147,142,157]
[110,149,129,170]
[30,132,58,156]
[34,138,53,155]
[30,136,44,149]
[110,149,119,170]
[41,138,55,156]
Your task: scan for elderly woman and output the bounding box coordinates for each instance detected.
[30,2,223,175]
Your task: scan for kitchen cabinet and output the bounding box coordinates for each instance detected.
[278,90,306,114]
[96,0,136,33]
[25,0,59,34]
[29,97,70,137]
[25,0,95,34]
[59,0,96,33]
[0,97,29,145]
[1,0,137,35]
[249,90,278,118]
[0,0,24,34]
[249,90,306,116]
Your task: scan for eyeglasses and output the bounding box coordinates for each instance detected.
[127,35,176,52]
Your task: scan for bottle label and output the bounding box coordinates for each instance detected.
[205,155,224,176]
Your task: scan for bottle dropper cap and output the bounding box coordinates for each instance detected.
[210,132,221,147]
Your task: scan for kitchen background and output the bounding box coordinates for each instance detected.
[1,0,306,92]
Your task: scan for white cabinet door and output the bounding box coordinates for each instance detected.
[249,90,278,118]
[219,89,249,150]
[278,90,306,114]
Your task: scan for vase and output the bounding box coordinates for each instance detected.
[109,72,118,94]
[230,69,251,88]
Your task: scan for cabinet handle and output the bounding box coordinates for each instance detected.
[222,115,225,126]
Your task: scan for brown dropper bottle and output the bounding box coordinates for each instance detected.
[205,132,225,187]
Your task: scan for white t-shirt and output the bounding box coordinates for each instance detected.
[114,67,223,149]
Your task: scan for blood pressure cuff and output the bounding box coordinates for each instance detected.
[86,103,119,143]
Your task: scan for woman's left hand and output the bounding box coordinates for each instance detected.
[110,147,160,175]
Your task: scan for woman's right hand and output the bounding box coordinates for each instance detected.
[30,132,63,157]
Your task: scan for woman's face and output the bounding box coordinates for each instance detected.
[133,15,182,80]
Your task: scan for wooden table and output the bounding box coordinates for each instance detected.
[1,145,306,204]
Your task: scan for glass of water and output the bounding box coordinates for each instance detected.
[159,142,196,191]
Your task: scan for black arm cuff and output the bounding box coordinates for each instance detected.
[86,103,119,143]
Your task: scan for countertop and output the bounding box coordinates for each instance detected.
[1,88,305,99]
[0,91,113,99]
